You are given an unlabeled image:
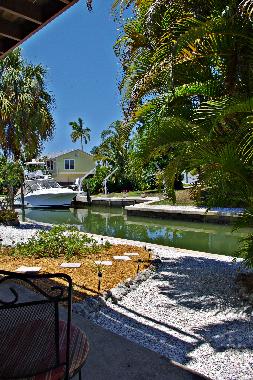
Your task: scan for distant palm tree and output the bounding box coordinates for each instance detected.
[69,118,91,151]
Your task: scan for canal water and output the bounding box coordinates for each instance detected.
[22,206,250,257]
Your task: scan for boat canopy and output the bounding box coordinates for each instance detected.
[25,161,45,166]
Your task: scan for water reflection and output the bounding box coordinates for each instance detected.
[23,206,250,256]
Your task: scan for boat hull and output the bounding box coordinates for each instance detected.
[23,189,79,208]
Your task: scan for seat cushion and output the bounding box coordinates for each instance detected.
[59,320,89,377]
[33,320,89,380]
[0,319,89,380]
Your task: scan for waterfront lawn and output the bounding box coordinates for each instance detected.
[93,189,161,198]
[93,189,195,205]
[0,244,150,302]
[151,189,195,206]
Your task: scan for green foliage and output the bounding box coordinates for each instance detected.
[236,234,253,268]
[86,165,110,194]
[113,0,253,204]
[0,48,55,160]
[110,0,253,268]
[91,121,136,192]
[13,225,104,259]
[0,156,23,209]
[0,209,19,225]
[232,207,253,267]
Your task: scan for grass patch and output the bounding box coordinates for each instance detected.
[151,189,195,206]
[0,226,150,301]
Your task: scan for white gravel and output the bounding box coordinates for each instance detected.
[0,223,49,246]
[0,223,252,380]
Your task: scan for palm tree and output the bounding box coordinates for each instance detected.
[0,48,55,161]
[113,0,253,266]
[114,0,253,201]
[91,120,131,191]
[94,120,129,168]
[69,118,91,151]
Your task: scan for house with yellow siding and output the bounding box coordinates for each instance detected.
[45,149,95,185]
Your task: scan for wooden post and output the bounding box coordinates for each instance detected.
[98,271,102,292]
[20,180,25,222]
[137,259,141,274]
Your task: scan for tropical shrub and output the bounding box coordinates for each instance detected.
[232,208,253,267]
[0,209,19,225]
[13,225,108,259]
[0,156,23,209]
[86,165,110,194]
[236,234,253,268]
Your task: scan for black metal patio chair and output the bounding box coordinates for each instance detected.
[0,270,89,380]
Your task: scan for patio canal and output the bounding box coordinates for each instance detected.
[21,206,251,257]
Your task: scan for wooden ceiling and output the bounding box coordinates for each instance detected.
[0,0,79,59]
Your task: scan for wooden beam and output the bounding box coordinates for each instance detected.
[58,0,70,4]
[0,38,15,53]
[0,0,80,60]
[0,19,23,41]
[0,0,43,25]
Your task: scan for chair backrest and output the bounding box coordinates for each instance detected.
[0,270,72,380]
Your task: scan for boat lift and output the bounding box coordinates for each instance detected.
[103,167,118,195]
[76,167,96,192]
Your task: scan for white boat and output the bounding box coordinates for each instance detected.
[16,161,79,208]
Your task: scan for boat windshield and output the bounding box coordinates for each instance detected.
[25,179,61,191]
[24,162,51,179]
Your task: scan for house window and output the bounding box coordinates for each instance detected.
[64,159,75,170]
[46,160,54,171]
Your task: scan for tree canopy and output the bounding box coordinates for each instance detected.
[0,49,55,161]
[106,0,253,205]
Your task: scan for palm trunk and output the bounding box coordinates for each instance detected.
[8,185,14,210]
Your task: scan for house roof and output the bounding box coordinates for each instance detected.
[44,149,93,159]
[0,0,79,60]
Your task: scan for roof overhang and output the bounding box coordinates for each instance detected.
[0,0,79,60]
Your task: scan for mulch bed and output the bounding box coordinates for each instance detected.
[0,245,150,302]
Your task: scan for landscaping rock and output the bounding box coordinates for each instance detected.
[151,258,162,267]
[109,284,129,303]
[104,268,155,304]
[73,296,105,318]
[124,277,134,287]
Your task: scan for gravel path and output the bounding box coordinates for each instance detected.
[1,223,253,380]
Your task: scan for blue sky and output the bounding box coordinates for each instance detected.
[22,0,122,154]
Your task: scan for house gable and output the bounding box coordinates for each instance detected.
[45,149,95,184]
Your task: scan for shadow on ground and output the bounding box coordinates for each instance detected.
[82,254,252,376]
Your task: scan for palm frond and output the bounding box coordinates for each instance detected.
[239,0,253,20]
